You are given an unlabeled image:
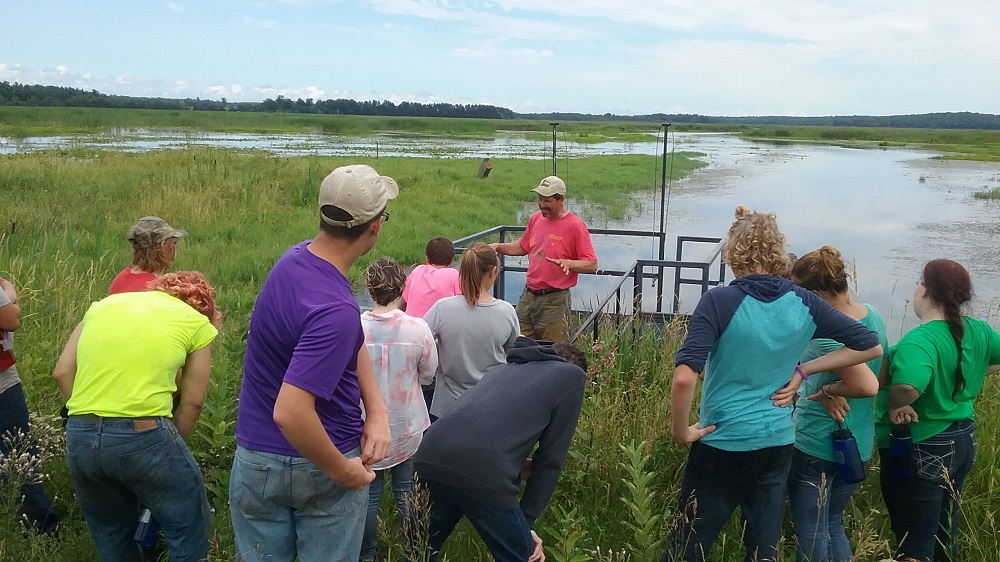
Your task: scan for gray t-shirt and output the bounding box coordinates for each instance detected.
[424,295,519,418]
[0,290,20,395]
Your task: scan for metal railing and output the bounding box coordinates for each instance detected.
[452,226,726,343]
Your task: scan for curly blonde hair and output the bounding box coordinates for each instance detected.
[721,205,790,277]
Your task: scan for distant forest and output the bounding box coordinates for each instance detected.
[3,81,1000,130]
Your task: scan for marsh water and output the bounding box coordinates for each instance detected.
[576,134,1000,339]
[5,130,998,339]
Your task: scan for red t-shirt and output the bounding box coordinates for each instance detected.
[518,211,597,291]
[108,268,157,295]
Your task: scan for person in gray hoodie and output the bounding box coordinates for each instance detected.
[413,337,587,562]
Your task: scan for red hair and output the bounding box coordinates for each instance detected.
[147,271,222,328]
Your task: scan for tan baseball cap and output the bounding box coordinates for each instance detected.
[319,164,399,228]
[127,216,188,249]
[532,176,566,197]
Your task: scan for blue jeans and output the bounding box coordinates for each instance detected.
[423,479,533,562]
[787,448,867,562]
[229,445,368,562]
[663,442,794,562]
[362,459,415,562]
[66,415,210,562]
[879,419,976,562]
[0,383,58,534]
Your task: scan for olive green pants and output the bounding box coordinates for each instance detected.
[515,288,571,343]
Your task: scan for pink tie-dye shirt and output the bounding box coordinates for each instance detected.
[361,309,438,470]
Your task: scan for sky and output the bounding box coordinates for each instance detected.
[2,0,998,116]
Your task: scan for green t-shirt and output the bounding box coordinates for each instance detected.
[67,291,217,418]
[794,304,887,462]
[875,317,1000,447]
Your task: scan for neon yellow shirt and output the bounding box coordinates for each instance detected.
[67,291,217,418]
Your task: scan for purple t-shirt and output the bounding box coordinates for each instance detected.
[235,241,364,456]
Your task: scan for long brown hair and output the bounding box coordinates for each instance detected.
[921,259,972,399]
[131,240,174,273]
[790,246,850,294]
[458,243,498,307]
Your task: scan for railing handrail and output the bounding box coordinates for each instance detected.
[449,225,725,343]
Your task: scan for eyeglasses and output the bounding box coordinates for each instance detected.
[381,211,390,223]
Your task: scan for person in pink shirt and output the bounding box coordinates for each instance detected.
[360,257,438,562]
[402,236,461,318]
[108,216,187,295]
[491,176,598,342]
[402,236,461,413]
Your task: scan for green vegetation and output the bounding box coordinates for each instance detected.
[0,106,676,141]
[734,124,1000,161]
[6,106,1000,162]
[4,146,1000,561]
[0,147,698,559]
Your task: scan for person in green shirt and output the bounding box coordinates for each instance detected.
[876,259,1000,562]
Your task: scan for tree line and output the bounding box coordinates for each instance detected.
[0,81,516,120]
[2,81,999,130]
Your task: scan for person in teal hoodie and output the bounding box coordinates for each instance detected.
[664,206,883,562]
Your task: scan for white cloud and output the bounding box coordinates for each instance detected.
[242,16,278,29]
[450,47,553,61]
[167,3,185,13]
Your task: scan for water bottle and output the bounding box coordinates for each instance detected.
[133,508,160,547]
[831,427,866,484]
[889,423,915,478]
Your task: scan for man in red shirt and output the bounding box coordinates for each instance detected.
[491,176,597,342]
[108,216,187,294]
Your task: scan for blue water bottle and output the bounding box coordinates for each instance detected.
[889,423,915,478]
[831,425,866,484]
[133,508,160,547]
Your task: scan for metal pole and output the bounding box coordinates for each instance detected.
[656,123,671,312]
[549,122,559,176]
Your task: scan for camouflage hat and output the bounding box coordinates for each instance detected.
[127,216,188,249]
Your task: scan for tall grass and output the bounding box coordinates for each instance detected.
[3,146,1000,560]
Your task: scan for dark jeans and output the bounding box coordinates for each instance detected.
[663,442,794,562]
[0,383,58,534]
[787,448,867,562]
[423,479,533,562]
[879,419,976,562]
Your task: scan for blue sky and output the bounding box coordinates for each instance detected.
[2,0,998,116]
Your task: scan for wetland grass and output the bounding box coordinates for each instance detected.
[4,147,1000,560]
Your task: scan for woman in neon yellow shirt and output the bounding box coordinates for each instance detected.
[876,259,1000,562]
[53,271,220,562]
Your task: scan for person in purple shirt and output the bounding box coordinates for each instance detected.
[230,164,396,562]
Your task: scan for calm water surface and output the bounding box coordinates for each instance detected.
[569,134,1000,340]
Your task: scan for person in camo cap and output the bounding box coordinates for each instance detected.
[109,216,188,294]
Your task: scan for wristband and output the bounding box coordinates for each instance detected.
[795,364,808,379]
[821,383,836,399]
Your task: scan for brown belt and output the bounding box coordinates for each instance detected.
[68,414,165,432]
